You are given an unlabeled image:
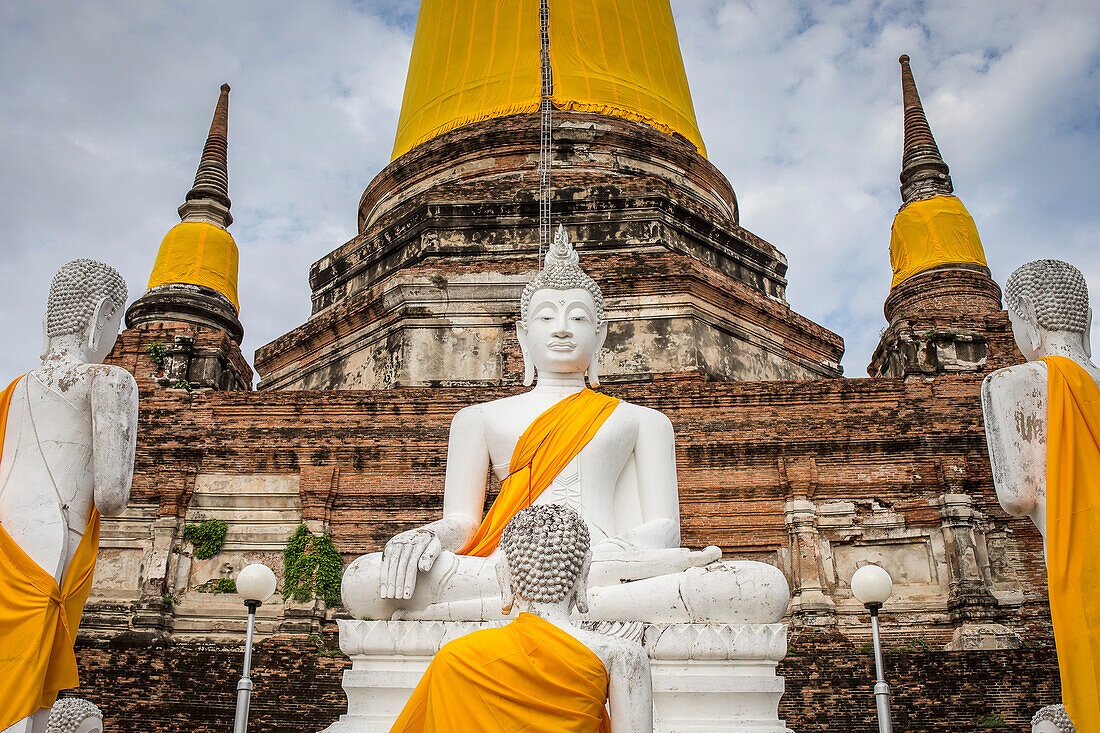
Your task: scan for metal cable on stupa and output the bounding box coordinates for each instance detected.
[537,0,553,266]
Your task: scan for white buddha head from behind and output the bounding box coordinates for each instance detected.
[497,503,592,615]
[517,226,607,386]
[41,259,128,365]
[1004,259,1092,361]
[1031,704,1075,733]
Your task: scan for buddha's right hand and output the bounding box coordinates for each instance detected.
[380,528,442,599]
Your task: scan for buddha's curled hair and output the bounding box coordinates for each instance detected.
[500,504,590,604]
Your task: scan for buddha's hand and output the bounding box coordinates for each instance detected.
[380,528,442,599]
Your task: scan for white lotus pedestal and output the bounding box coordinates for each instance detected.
[321,619,790,733]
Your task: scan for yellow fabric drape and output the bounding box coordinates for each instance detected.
[391,0,705,161]
[391,612,612,733]
[1043,355,1100,730]
[888,195,987,288]
[147,221,240,313]
[0,377,102,729]
[459,388,619,557]
[548,0,705,157]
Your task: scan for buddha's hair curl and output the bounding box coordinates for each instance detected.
[519,226,604,324]
[500,503,590,604]
[46,697,103,733]
[1005,259,1089,334]
[45,259,128,338]
[1030,704,1075,732]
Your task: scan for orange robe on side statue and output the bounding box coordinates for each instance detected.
[391,612,612,733]
[0,377,101,729]
[459,388,618,557]
[1043,355,1100,729]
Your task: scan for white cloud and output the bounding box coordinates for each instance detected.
[0,0,1096,381]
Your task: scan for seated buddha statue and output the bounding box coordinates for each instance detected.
[0,260,138,733]
[342,226,789,623]
[392,504,652,733]
[982,259,1099,730]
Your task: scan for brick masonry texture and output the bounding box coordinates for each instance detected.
[67,628,1060,732]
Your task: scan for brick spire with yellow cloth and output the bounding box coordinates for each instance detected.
[888,55,988,289]
[868,56,1008,379]
[124,83,244,343]
[391,0,706,161]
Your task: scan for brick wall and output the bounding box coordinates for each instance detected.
[68,627,1060,732]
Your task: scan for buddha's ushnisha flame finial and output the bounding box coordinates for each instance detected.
[186,83,232,212]
[899,55,953,205]
[519,225,604,324]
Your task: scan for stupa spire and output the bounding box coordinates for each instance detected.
[127,83,243,343]
[899,55,953,204]
[180,82,233,226]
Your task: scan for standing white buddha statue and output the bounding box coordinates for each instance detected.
[0,260,138,733]
[982,259,1100,730]
[342,227,789,624]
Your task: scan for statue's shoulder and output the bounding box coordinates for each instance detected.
[581,629,648,676]
[610,398,674,432]
[981,361,1046,399]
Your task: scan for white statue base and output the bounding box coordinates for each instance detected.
[322,619,789,733]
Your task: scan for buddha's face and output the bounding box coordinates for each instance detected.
[518,288,606,379]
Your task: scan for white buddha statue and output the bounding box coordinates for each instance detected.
[392,504,652,733]
[0,260,138,733]
[982,259,1099,730]
[343,227,789,624]
[982,259,1098,545]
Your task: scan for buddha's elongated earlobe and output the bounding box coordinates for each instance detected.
[1085,307,1093,358]
[573,550,592,614]
[86,297,111,354]
[517,322,535,386]
[587,322,608,387]
[1019,295,1043,353]
[496,561,514,615]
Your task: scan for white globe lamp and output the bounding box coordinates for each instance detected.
[851,564,894,733]
[232,563,277,733]
[236,563,277,604]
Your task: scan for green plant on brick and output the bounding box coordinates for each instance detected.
[977,713,1006,728]
[144,342,167,367]
[283,524,343,607]
[183,519,228,560]
[214,578,237,594]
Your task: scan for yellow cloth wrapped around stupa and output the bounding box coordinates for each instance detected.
[391,612,612,733]
[0,377,102,729]
[888,195,987,288]
[147,221,240,312]
[1042,355,1100,729]
[392,0,706,160]
[459,388,618,557]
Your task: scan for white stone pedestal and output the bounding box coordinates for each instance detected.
[322,619,789,733]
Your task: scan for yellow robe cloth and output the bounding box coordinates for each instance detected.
[1043,355,1100,729]
[147,220,240,313]
[391,0,706,160]
[0,376,101,729]
[459,388,618,557]
[888,195,988,288]
[391,612,612,733]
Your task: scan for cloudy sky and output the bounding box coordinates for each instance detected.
[1,0,1097,383]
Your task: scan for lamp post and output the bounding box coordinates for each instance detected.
[852,564,894,733]
[232,563,277,733]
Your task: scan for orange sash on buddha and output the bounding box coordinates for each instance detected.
[1042,355,1100,729]
[458,388,619,557]
[0,376,101,729]
[391,612,612,733]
